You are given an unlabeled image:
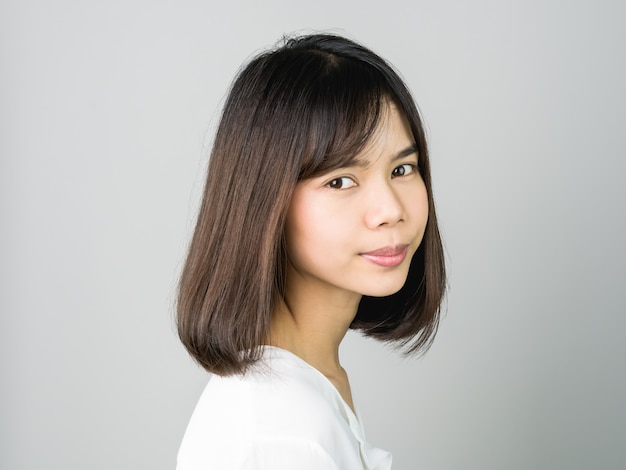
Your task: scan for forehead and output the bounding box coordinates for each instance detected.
[350,102,417,168]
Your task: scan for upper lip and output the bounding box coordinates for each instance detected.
[360,244,409,256]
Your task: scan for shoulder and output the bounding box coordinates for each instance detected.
[184,348,351,438]
[177,348,360,469]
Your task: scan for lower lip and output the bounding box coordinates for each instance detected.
[360,247,409,267]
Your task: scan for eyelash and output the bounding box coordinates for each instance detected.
[325,163,418,189]
[391,163,418,178]
[326,177,356,190]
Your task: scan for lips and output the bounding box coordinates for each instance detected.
[359,244,409,267]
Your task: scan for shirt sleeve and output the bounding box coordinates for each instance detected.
[240,436,342,470]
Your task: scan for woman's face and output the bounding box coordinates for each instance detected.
[284,103,429,301]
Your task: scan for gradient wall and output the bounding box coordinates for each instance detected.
[2,1,625,468]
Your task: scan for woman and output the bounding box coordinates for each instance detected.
[176,33,446,469]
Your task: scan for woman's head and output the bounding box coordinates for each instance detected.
[177,34,446,375]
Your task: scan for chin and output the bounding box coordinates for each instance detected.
[360,279,407,298]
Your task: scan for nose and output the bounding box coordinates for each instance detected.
[364,181,405,229]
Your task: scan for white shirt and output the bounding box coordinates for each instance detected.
[177,346,392,469]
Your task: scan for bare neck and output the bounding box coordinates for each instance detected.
[268,280,361,378]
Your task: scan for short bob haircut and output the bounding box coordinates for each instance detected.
[177,33,446,376]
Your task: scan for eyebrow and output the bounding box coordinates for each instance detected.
[353,143,419,169]
[393,144,419,161]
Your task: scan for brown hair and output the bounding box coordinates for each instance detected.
[177,34,446,375]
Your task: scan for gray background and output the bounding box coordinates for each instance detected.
[2,0,625,469]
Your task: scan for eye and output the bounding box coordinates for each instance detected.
[326,176,357,189]
[391,163,417,178]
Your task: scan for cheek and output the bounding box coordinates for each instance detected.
[418,187,430,225]
[284,192,323,263]
[404,181,430,227]
[284,191,351,267]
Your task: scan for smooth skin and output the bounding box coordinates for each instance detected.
[269,101,429,412]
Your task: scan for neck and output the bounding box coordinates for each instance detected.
[268,278,361,376]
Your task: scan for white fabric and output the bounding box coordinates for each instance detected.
[177,346,392,469]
